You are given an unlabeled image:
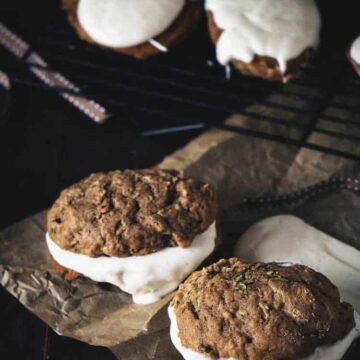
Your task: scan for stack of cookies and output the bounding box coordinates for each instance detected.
[47,168,218,304]
[46,167,360,359]
[63,0,322,82]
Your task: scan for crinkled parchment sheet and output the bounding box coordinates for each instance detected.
[1,105,360,359]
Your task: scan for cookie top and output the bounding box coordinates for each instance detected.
[47,169,217,257]
[171,258,355,360]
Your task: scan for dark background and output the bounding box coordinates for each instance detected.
[0,1,359,359]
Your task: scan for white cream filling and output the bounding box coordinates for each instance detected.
[350,35,360,64]
[77,0,185,48]
[234,215,360,313]
[46,222,216,304]
[169,306,360,360]
[205,0,321,73]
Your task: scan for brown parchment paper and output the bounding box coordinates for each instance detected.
[1,97,360,359]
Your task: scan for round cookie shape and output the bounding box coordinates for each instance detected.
[170,258,356,360]
[47,169,217,257]
[77,0,185,48]
[62,0,201,59]
[206,0,321,81]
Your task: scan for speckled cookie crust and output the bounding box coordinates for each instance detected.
[47,169,217,257]
[171,258,355,360]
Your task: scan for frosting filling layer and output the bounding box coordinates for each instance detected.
[235,215,360,313]
[205,0,321,72]
[77,0,185,48]
[168,306,360,360]
[46,222,216,304]
[350,35,360,64]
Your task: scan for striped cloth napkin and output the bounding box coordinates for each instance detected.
[0,21,110,124]
[0,68,10,125]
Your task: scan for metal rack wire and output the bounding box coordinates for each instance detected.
[1,6,360,161]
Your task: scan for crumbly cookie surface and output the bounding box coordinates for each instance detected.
[62,0,201,59]
[47,169,217,257]
[171,258,355,360]
[207,11,309,82]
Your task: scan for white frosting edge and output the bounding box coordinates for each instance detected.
[46,222,216,304]
[350,35,360,64]
[169,305,360,360]
[77,0,185,48]
[205,0,321,73]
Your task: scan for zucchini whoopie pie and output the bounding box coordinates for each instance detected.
[46,168,218,304]
[169,258,360,359]
[62,0,201,58]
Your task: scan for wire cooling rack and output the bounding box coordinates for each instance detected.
[1,3,360,161]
